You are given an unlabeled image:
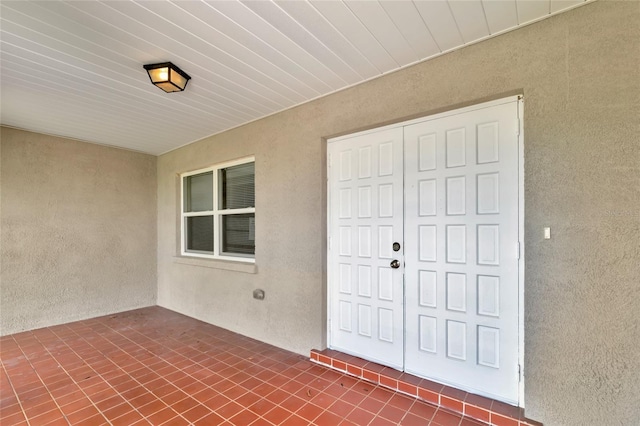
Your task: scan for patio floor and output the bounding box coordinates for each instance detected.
[0,306,487,425]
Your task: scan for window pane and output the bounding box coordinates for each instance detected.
[222,214,255,255]
[184,172,213,212]
[220,162,255,210]
[186,216,213,252]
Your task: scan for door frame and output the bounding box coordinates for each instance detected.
[326,95,526,407]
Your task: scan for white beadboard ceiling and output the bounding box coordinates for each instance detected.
[0,0,590,155]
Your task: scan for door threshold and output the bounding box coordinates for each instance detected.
[311,348,541,426]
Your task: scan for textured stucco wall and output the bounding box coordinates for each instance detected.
[0,127,157,335]
[157,2,639,425]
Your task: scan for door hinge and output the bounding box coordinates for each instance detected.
[515,119,520,136]
[516,241,521,260]
[518,364,523,382]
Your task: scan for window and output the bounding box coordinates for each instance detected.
[181,157,255,261]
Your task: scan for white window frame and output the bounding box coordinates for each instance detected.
[180,156,255,263]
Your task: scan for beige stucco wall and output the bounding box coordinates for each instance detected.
[0,127,157,335]
[157,2,639,425]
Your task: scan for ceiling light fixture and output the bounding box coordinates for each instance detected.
[143,62,191,93]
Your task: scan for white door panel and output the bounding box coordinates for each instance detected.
[328,127,405,369]
[404,101,520,404]
[328,98,521,404]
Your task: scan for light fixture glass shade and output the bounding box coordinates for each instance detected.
[143,62,191,93]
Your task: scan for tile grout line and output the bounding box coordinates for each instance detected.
[97,314,321,425]
[82,316,253,424]
[95,320,197,425]
[311,352,492,426]
[13,328,95,426]
[46,323,125,425]
[96,317,228,425]
[39,321,177,425]
[52,322,154,425]
[5,308,475,426]
[1,335,32,426]
[311,350,541,426]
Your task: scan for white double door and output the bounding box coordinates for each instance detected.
[328,98,521,404]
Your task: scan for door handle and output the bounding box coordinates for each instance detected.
[390,259,400,269]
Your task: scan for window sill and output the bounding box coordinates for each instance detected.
[173,256,257,274]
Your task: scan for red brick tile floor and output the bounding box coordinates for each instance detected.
[0,306,488,425]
